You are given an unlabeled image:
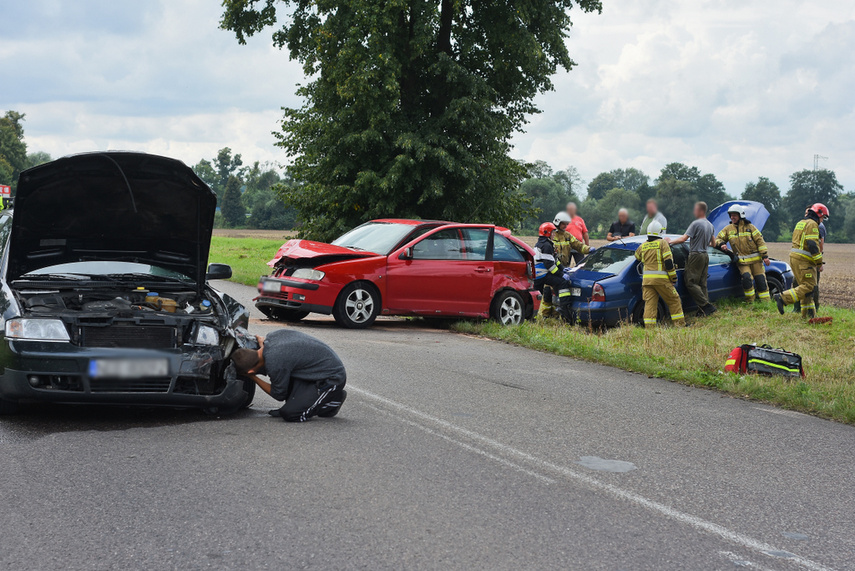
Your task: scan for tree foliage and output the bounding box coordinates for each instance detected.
[742,177,783,239]
[652,163,730,233]
[221,0,602,241]
[0,111,28,192]
[783,169,843,227]
[220,175,246,227]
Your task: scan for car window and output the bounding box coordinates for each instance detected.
[707,247,732,264]
[332,222,421,255]
[577,247,636,275]
[412,229,464,260]
[493,234,525,262]
[670,243,688,269]
[460,229,490,261]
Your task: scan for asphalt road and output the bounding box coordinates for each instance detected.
[1,281,853,571]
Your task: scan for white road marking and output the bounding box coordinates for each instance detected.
[719,550,777,570]
[753,407,810,418]
[363,403,556,484]
[350,385,834,571]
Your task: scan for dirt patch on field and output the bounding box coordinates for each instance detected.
[213,229,297,240]
[767,242,854,310]
[520,237,855,310]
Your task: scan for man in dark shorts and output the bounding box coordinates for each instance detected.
[231,329,347,422]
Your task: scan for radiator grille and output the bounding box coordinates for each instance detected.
[80,325,176,349]
[89,378,172,393]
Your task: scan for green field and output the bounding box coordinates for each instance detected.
[209,236,283,286]
[455,302,855,424]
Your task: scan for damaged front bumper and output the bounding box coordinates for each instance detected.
[0,340,245,408]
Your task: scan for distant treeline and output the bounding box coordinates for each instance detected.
[519,161,854,243]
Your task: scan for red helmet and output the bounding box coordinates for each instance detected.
[539,222,557,237]
[809,203,830,220]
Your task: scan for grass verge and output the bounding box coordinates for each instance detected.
[209,236,283,286]
[454,301,855,424]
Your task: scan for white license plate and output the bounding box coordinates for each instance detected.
[571,287,582,297]
[89,358,169,379]
[262,280,281,293]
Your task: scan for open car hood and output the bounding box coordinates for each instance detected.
[268,239,373,267]
[708,200,769,235]
[9,152,216,286]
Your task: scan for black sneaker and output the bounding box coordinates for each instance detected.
[695,309,706,318]
[318,389,347,418]
[774,294,785,315]
[703,304,717,316]
[268,408,283,417]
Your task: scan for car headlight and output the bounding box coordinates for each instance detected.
[5,318,70,342]
[291,268,325,281]
[195,325,220,346]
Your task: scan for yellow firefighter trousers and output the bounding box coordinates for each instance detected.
[642,282,685,328]
[781,255,817,317]
[537,286,558,319]
[738,260,770,301]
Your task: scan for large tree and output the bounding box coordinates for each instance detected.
[220,175,246,227]
[586,172,618,201]
[742,177,783,239]
[0,111,28,192]
[783,169,843,227]
[221,0,602,241]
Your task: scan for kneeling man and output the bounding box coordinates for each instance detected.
[232,330,347,422]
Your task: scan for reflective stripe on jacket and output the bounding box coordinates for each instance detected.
[634,238,677,284]
[714,221,768,264]
[552,229,588,266]
[790,219,823,265]
[534,236,562,279]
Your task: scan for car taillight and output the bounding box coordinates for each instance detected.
[591,283,606,302]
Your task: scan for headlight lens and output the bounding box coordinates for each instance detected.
[195,325,220,346]
[291,268,325,281]
[5,318,70,342]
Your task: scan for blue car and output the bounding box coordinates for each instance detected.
[564,201,794,327]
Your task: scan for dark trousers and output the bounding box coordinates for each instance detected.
[685,251,710,308]
[279,378,346,422]
[570,250,585,266]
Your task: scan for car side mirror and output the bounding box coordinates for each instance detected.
[207,263,232,280]
[400,247,414,260]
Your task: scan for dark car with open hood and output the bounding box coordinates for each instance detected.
[0,152,257,415]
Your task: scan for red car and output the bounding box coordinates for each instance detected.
[255,219,539,328]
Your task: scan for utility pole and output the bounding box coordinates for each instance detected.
[813,154,828,171]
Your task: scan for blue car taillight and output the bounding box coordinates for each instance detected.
[591,283,606,302]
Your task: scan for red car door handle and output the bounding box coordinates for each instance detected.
[475,267,492,273]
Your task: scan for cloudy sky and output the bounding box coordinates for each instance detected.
[3,0,854,196]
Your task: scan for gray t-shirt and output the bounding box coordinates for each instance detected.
[686,218,715,253]
[260,329,347,401]
[640,212,668,234]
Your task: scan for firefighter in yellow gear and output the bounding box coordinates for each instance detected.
[537,212,590,319]
[714,204,771,301]
[775,203,828,318]
[551,211,579,267]
[634,221,685,327]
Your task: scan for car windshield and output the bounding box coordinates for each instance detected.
[332,222,419,255]
[24,261,191,281]
[577,247,637,275]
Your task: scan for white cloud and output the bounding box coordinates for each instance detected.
[513,0,855,194]
[2,0,854,195]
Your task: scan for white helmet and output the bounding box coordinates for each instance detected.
[646,220,664,236]
[727,204,747,219]
[553,211,571,226]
